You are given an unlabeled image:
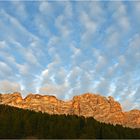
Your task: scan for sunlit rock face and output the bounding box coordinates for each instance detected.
[0,92,22,105]
[124,110,140,128]
[0,92,140,128]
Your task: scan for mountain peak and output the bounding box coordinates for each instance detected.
[0,92,140,128]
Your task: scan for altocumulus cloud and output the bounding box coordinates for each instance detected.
[0,1,140,111]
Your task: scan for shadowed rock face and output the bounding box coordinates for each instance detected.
[0,92,140,128]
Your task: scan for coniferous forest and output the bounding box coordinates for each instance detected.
[0,105,140,139]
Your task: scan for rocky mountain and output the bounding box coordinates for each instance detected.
[0,92,140,128]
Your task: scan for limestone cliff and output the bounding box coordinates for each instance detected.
[0,92,140,128]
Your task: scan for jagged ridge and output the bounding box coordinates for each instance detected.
[0,92,140,128]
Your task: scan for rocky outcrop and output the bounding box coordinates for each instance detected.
[0,92,140,128]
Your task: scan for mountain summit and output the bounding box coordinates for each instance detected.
[0,92,140,128]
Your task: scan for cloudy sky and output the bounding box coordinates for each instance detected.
[0,1,140,111]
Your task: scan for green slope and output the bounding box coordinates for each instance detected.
[0,104,140,139]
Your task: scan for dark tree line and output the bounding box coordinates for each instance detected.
[0,104,140,139]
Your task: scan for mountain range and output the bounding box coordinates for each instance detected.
[0,92,140,128]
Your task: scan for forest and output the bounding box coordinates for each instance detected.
[0,104,140,139]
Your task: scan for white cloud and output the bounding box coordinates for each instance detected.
[0,50,19,71]
[132,1,140,24]
[47,35,60,48]
[80,11,97,42]
[45,54,61,73]
[116,33,140,73]
[95,78,110,96]
[54,67,67,84]
[29,39,46,61]
[95,55,107,72]
[39,82,69,99]
[24,49,39,65]
[135,86,140,100]
[38,1,56,37]
[118,55,126,66]
[34,14,51,38]
[0,40,7,49]
[119,16,130,31]
[79,71,92,92]
[68,66,82,88]
[0,61,13,78]
[17,63,29,76]
[127,34,140,55]
[55,15,71,37]
[89,32,140,111]
[35,53,65,96]
[77,2,106,44]
[41,69,49,78]
[39,1,52,14]
[11,1,27,20]
[70,44,81,60]
[88,1,105,25]
[0,9,40,44]
[105,29,120,49]
[0,80,21,93]
[133,1,140,12]
[64,1,73,17]
[112,1,131,31]
[121,98,135,111]
[38,62,69,99]
[37,64,91,100]
[58,1,73,18]
[11,39,41,67]
[80,60,93,72]
[66,65,94,99]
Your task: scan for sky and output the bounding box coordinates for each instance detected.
[0,1,140,111]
